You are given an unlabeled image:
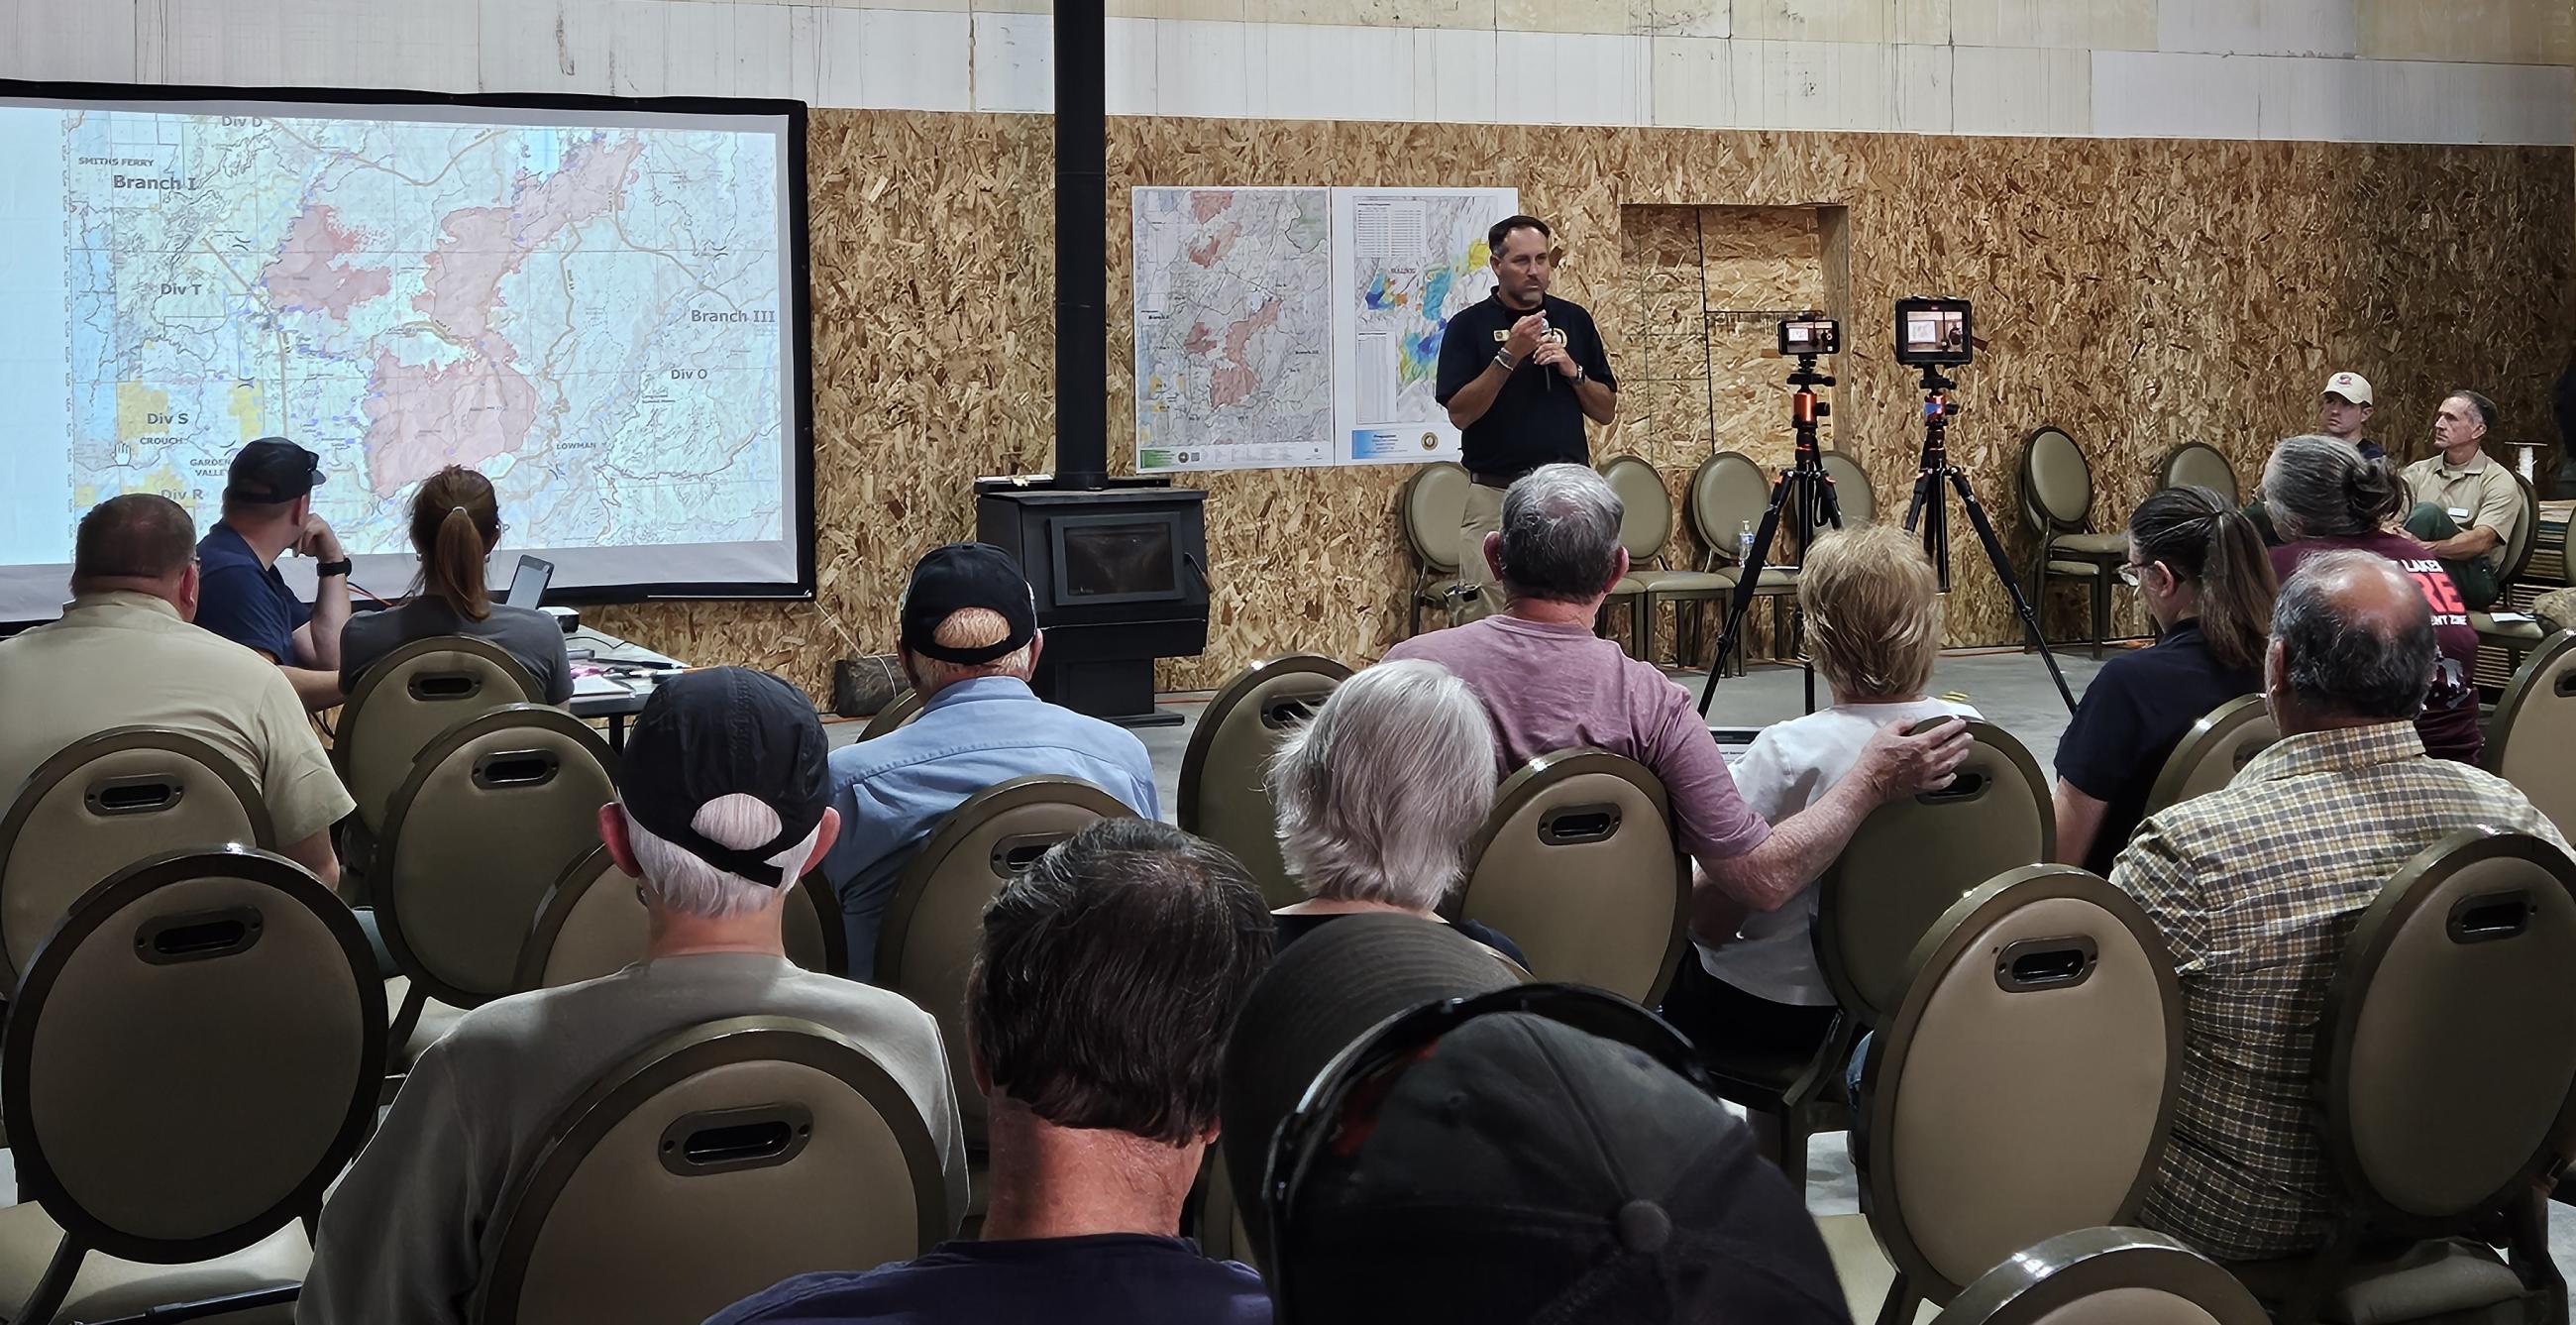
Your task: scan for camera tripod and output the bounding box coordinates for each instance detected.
[1900,363,2077,714]
[1696,352,1844,718]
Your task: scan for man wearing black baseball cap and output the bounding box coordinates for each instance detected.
[195,437,353,710]
[822,542,1156,981]
[301,667,969,1325]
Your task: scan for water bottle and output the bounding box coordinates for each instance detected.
[1737,520,1755,567]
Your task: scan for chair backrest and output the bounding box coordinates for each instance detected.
[2138,695,2278,826]
[2020,427,2093,531]
[1401,461,1471,574]
[1447,749,1687,1005]
[0,727,275,985]
[2497,471,2540,586]
[1933,1228,2269,1325]
[336,634,544,834]
[1816,718,2055,1025]
[2318,828,2576,1229]
[2488,631,2576,834]
[877,776,1132,1142]
[5,848,382,1263]
[1177,655,1350,910]
[2159,443,2239,506]
[376,706,618,1009]
[1866,865,2184,1305]
[857,687,928,742]
[1821,449,1876,525]
[1601,454,1675,561]
[514,846,842,992]
[1686,452,1774,560]
[473,1016,949,1325]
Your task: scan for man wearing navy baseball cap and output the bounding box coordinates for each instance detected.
[301,667,969,1325]
[822,543,1157,981]
[194,436,354,710]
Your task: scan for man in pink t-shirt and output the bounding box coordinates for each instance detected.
[1384,464,1969,938]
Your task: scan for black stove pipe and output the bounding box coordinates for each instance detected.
[1053,0,1109,491]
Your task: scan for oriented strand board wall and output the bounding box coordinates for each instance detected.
[590,111,2574,697]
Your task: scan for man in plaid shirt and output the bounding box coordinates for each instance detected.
[2113,550,2568,1262]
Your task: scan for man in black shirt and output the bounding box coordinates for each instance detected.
[1435,214,1617,618]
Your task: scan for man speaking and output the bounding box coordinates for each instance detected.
[1437,214,1617,619]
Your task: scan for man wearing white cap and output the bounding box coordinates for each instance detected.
[2253,372,2384,544]
[2318,372,2383,459]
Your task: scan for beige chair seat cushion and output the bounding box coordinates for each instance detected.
[384,977,471,1069]
[2046,560,2107,578]
[2470,610,2546,642]
[1816,1213,1936,1324]
[2228,1239,2527,1325]
[2049,533,2127,557]
[0,1205,306,1323]
[1627,569,1738,596]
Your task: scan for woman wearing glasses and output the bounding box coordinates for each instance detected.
[2054,485,2276,873]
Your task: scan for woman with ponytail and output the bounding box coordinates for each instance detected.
[337,465,573,704]
[2261,433,2482,763]
[2054,485,2277,872]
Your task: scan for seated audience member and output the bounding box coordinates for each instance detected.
[1383,465,1969,967]
[338,465,573,703]
[2263,434,2482,763]
[825,542,1157,980]
[2114,552,2568,1262]
[195,437,351,710]
[0,495,350,889]
[299,667,967,1325]
[2054,487,2275,873]
[2248,373,2382,545]
[1265,659,1525,964]
[1666,522,1975,1060]
[710,819,1275,1325]
[2399,389,2518,608]
[1240,985,1848,1323]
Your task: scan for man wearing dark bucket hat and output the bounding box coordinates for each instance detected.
[1223,916,1848,1325]
[195,436,354,710]
[823,542,1157,982]
[299,667,968,1325]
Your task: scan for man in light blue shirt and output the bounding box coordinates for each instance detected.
[827,543,1157,979]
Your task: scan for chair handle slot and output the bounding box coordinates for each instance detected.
[660,1104,812,1175]
[1261,692,1331,729]
[86,775,182,817]
[1538,804,1621,845]
[2554,672,2576,699]
[992,833,1069,874]
[1918,770,1991,804]
[472,749,562,790]
[409,672,484,701]
[1994,936,2096,992]
[2448,890,2533,943]
[135,907,265,965]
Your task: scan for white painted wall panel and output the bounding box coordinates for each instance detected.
[1154,18,1252,117]
[1105,15,1159,113]
[1415,26,1498,120]
[1254,22,1414,120]
[1953,43,2091,135]
[859,8,974,110]
[974,10,1056,112]
[2091,49,2262,139]
[1493,30,1650,125]
[1892,42,1955,134]
[11,0,140,84]
[1726,36,1893,131]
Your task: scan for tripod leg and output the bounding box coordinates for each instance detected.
[1946,471,2078,714]
[1696,474,1797,718]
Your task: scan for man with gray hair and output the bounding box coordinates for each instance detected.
[2112,552,2565,1263]
[300,667,968,1325]
[1385,464,1970,961]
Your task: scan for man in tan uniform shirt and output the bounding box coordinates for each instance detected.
[0,495,350,886]
[2400,389,2521,608]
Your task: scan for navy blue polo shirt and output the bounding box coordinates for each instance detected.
[194,523,310,664]
[2054,620,2262,875]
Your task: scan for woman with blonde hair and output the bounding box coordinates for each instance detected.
[338,465,573,703]
[1664,521,1977,1055]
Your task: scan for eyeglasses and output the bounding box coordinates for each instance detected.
[2117,560,2151,587]
[1256,984,1712,1315]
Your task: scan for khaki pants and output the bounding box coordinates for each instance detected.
[1456,481,1506,622]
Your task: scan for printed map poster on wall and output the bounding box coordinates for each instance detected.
[1329,186,1517,465]
[1132,186,1334,473]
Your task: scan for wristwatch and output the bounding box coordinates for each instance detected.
[315,558,353,579]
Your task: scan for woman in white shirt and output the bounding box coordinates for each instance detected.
[1662,522,1978,1057]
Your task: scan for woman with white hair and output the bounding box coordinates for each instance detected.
[1666,523,1978,1057]
[1266,658,1527,964]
